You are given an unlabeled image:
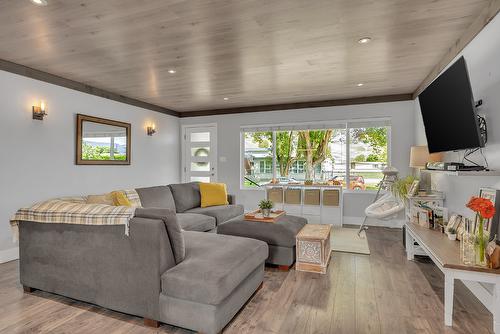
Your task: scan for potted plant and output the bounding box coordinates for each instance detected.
[391,175,418,203]
[259,199,274,217]
[447,227,457,241]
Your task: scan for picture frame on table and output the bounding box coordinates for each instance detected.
[407,180,420,197]
[432,206,449,226]
[417,207,430,228]
[447,214,463,233]
[477,188,500,240]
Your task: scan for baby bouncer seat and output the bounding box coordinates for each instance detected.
[357,166,405,237]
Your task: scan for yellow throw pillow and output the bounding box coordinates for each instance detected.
[199,183,229,208]
[111,191,132,207]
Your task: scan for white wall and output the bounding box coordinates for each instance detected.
[414,13,500,218]
[413,13,500,307]
[181,100,415,225]
[0,70,180,262]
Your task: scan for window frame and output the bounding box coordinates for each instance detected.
[240,119,391,191]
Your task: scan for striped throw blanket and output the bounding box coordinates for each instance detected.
[10,192,139,242]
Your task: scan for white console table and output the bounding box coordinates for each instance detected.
[405,222,500,333]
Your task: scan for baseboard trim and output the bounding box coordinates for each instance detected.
[0,247,19,264]
[343,216,404,228]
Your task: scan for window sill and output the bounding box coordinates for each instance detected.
[240,187,381,195]
[343,189,383,195]
[240,187,266,191]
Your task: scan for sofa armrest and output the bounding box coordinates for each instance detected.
[227,194,236,205]
[19,217,176,321]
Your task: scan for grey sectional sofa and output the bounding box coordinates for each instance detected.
[136,182,244,231]
[19,182,264,334]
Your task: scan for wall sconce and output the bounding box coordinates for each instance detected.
[147,124,156,136]
[32,100,47,120]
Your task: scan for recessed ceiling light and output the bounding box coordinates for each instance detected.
[167,69,176,74]
[357,83,364,87]
[223,97,229,101]
[358,37,372,44]
[30,0,48,6]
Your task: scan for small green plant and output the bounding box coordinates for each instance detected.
[259,199,274,210]
[447,227,457,234]
[391,175,417,201]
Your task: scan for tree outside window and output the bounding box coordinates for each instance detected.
[349,127,389,190]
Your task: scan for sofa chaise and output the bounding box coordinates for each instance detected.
[18,183,264,334]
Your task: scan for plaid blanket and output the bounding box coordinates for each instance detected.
[122,189,142,207]
[10,193,138,242]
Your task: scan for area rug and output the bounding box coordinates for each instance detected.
[331,227,370,255]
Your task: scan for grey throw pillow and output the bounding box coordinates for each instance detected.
[169,182,201,212]
[136,186,176,211]
[134,207,185,264]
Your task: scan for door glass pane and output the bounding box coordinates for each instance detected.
[190,132,210,142]
[191,147,210,157]
[191,176,210,183]
[191,162,210,172]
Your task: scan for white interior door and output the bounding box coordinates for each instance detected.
[183,125,217,183]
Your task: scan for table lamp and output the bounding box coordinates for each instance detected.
[409,146,443,169]
[409,145,443,194]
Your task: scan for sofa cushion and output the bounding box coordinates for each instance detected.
[177,213,216,232]
[161,231,268,305]
[136,186,176,211]
[134,208,185,263]
[185,205,244,225]
[169,182,201,213]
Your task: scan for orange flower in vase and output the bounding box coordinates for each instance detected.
[466,196,496,266]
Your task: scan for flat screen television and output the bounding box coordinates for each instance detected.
[418,56,484,153]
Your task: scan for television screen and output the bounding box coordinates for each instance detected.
[418,56,483,153]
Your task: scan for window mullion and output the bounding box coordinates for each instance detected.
[346,126,351,190]
[272,131,277,181]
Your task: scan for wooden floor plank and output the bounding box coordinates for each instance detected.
[0,227,494,333]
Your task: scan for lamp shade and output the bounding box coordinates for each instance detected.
[409,146,443,168]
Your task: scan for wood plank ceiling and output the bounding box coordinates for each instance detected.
[0,0,491,114]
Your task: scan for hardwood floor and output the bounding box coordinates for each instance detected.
[0,227,493,333]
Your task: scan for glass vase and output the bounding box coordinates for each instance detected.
[461,232,475,265]
[475,217,489,267]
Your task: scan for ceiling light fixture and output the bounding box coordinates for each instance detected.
[358,37,372,44]
[167,69,176,74]
[357,83,364,87]
[30,0,48,6]
[223,97,229,101]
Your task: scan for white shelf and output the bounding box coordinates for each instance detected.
[421,169,500,176]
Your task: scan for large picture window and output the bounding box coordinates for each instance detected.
[242,120,390,190]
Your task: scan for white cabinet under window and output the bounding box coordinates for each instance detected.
[266,185,343,226]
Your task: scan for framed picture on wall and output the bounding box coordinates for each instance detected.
[477,188,500,240]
